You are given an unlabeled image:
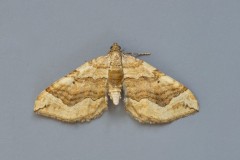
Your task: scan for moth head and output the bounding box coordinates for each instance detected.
[110,43,121,52]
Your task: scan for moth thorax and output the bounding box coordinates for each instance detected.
[109,89,121,105]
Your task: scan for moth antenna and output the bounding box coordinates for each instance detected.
[124,52,151,57]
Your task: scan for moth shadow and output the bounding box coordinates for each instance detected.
[105,99,129,124]
[32,111,93,128]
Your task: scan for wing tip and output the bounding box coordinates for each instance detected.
[125,97,199,124]
[33,97,108,123]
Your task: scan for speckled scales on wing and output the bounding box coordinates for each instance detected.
[34,55,109,123]
[122,54,199,124]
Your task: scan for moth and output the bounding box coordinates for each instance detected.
[34,43,199,124]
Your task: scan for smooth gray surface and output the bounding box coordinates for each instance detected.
[1,0,240,160]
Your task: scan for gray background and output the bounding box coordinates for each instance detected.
[1,0,240,160]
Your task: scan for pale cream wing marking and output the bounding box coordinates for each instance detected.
[34,55,109,123]
[122,54,199,124]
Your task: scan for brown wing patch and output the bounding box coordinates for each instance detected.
[124,77,187,107]
[46,77,107,106]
